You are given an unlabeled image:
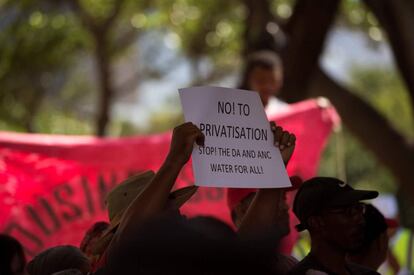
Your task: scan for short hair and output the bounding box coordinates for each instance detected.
[27,246,90,275]
[239,50,283,90]
[0,234,26,275]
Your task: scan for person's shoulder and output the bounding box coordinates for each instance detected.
[265,97,290,115]
[273,253,299,274]
[288,255,328,275]
[276,253,299,265]
[288,264,329,275]
[347,262,380,275]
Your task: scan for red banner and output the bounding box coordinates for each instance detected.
[0,99,339,258]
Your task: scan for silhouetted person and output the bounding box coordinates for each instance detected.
[228,122,299,274]
[347,204,389,271]
[0,234,26,275]
[104,213,273,275]
[239,50,288,113]
[91,122,202,272]
[289,177,380,275]
[27,246,90,275]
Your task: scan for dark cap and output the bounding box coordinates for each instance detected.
[293,177,378,232]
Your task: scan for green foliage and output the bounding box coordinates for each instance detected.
[349,66,414,139]
[341,0,371,27]
[144,111,184,135]
[319,66,413,193]
[153,0,244,77]
[34,107,94,135]
[80,0,118,21]
[270,0,296,20]
[0,1,88,131]
[0,0,411,151]
[340,0,384,42]
[319,129,396,193]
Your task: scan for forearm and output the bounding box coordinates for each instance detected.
[238,188,283,237]
[120,159,182,229]
[110,157,184,251]
[108,122,202,254]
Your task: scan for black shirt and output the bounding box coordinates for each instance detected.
[288,254,380,275]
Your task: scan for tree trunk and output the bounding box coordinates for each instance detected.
[242,0,275,56]
[280,0,340,102]
[66,0,121,137]
[241,0,414,200]
[365,0,414,119]
[94,33,113,137]
[364,0,414,118]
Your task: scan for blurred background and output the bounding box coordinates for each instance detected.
[1,0,414,272]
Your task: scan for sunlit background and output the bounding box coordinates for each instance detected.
[1,0,414,273]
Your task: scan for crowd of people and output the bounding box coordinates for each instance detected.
[1,51,394,275]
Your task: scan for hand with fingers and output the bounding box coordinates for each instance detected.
[270,121,296,165]
[166,122,205,167]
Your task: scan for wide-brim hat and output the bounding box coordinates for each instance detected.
[91,171,198,254]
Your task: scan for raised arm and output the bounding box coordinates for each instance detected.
[110,122,204,246]
[238,122,296,238]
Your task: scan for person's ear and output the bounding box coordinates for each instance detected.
[233,205,245,228]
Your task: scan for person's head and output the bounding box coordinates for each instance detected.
[293,177,378,253]
[0,234,26,275]
[227,176,302,236]
[187,216,237,241]
[239,50,283,106]
[348,204,390,270]
[27,245,90,275]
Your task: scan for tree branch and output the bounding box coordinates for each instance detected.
[66,0,98,33]
[363,0,414,117]
[309,68,414,196]
[242,0,275,56]
[280,0,340,102]
[102,0,126,32]
[109,28,140,56]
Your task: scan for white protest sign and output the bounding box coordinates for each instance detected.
[179,86,291,188]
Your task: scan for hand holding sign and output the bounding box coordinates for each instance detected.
[270,121,296,165]
[166,122,205,167]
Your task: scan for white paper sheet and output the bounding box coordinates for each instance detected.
[179,86,291,188]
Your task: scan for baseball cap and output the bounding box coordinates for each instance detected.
[227,176,303,210]
[293,177,378,232]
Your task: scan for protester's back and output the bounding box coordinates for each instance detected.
[104,214,274,275]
